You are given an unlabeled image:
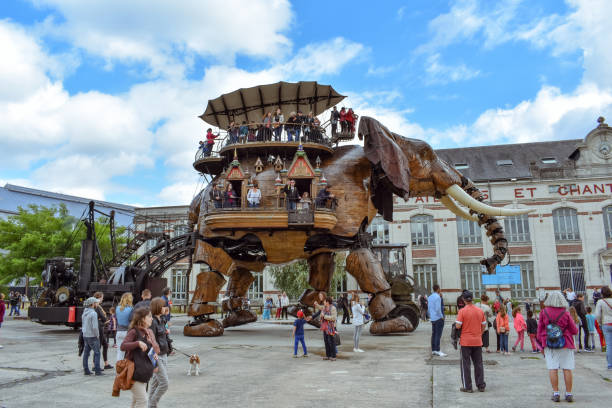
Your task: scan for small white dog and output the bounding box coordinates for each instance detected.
[187,354,201,376]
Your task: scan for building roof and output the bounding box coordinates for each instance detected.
[436,139,581,182]
[0,184,136,225]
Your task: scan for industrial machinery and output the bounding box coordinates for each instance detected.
[28,201,180,327]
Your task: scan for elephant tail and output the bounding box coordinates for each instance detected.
[460,177,508,274]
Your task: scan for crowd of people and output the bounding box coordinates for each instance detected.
[78,287,173,407]
[208,179,336,211]
[426,284,612,401]
[197,107,358,158]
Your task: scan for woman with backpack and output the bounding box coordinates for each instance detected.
[537,291,578,403]
[595,285,612,370]
[120,307,160,408]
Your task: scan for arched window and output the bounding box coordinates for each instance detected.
[552,208,580,241]
[368,216,390,244]
[504,214,531,242]
[411,215,435,246]
[604,206,612,240]
[456,218,481,245]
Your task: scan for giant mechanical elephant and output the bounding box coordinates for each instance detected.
[184,117,533,336]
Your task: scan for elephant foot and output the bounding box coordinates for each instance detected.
[184,319,224,337]
[287,304,321,328]
[222,309,257,328]
[370,316,413,335]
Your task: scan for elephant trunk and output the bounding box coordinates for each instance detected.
[460,178,508,274]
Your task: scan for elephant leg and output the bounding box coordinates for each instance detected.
[222,267,257,328]
[184,270,226,337]
[345,248,413,334]
[288,252,335,326]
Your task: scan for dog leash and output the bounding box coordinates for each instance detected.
[171,347,194,358]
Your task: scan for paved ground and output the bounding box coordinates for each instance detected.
[0,314,610,407]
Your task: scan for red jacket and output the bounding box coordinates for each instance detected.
[0,300,5,323]
[206,131,217,144]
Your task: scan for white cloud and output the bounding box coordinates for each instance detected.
[32,0,293,77]
[424,53,480,85]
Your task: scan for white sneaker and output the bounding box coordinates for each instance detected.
[353,348,358,352]
[357,349,364,353]
[432,351,438,356]
[0,345,3,349]
[437,351,448,357]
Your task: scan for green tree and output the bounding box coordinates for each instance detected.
[0,204,126,289]
[269,252,348,300]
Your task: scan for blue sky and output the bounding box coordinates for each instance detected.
[0,0,610,207]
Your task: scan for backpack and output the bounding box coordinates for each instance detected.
[544,309,566,349]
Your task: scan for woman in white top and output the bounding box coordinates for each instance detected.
[595,286,612,369]
[351,298,366,352]
[247,181,261,208]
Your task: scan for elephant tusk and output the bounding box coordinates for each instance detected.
[445,185,536,216]
[439,196,479,222]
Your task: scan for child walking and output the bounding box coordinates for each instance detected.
[569,306,581,352]
[526,310,540,353]
[292,310,308,358]
[496,307,510,355]
[512,307,527,352]
[106,307,118,347]
[586,307,596,351]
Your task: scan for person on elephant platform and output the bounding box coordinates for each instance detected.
[345,108,356,134]
[286,112,298,142]
[272,108,284,141]
[316,185,335,209]
[239,121,248,144]
[283,179,300,210]
[330,106,339,137]
[339,107,346,134]
[224,184,238,208]
[210,183,223,209]
[205,128,217,157]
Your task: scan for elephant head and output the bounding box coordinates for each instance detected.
[358,116,534,274]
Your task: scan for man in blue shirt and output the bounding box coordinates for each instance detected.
[428,284,447,357]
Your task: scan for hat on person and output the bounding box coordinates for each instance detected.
[461,290,473,301]
[83,297,99,307]
[297,310,304,318]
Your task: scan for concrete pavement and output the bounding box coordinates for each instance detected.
[0,315,610,407]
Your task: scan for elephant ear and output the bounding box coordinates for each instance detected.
[360,117,411,221]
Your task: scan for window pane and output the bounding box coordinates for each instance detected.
[368,216,390,244]
[509,261,536,299]
[558,259,585,293]
[411,215,435,246]
[460,264,483,295]
[552,208,580,241]
[504,214,531,242]
[413,264,438,294]
[604,206,612,240]
[248,272,264,301]
[457,218,482,245]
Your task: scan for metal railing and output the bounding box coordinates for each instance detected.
[194,121,351,162]
[203,196,337,216]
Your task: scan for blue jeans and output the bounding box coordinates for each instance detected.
[603,325,612,369]
[499,333,509,352]
[83,336,101,374]
[248,202,259,208]
[431,318,444,352]
[294,334,307,355]
[9,305,20,316]
[287,129,296,142]
[287,200,297,210]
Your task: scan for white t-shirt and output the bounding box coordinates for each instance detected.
[247,188,261,205]
[566,291,576,302]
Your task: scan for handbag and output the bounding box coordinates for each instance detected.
[131,329,155,383]
[334,333,341,346]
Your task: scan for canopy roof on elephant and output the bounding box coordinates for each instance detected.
[199,81,345,129]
